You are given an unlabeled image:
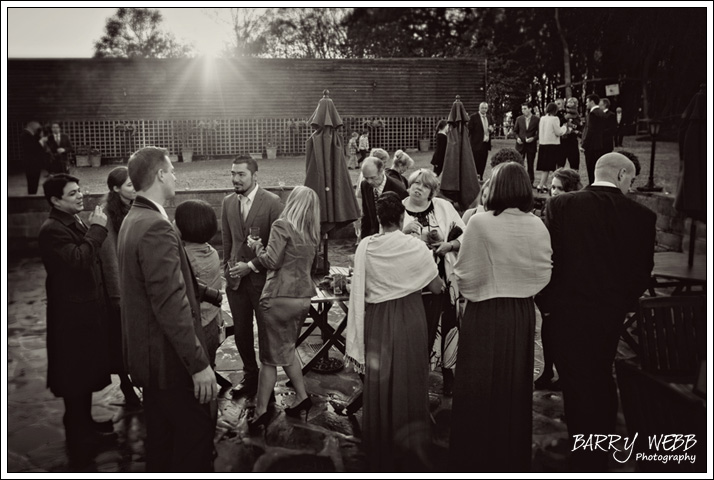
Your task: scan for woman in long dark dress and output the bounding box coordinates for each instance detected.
[99,167,141,407]
[451,162,552,472]
[346,192,443,472]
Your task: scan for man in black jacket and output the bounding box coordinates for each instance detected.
[20,121,49,194]
[359,156,408,238]
[542,153,656,471]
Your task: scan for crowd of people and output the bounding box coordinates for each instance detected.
[34,93,655,473]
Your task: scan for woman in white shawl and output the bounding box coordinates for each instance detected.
[346,192,443,472]
[401,168,465,395]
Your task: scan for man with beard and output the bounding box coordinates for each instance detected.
[222,156,283,397]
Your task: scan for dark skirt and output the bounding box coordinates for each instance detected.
[450,297,536,472]
[536,144,562,172]
[258,296,311,366]
[364,291,432,472]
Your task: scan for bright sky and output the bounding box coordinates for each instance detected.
[6,6,241,58]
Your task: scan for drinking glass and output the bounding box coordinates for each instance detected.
[249,226,260,240]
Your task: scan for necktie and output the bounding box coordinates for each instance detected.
[56,135,61,144]
[240,196,249,221]
[373,187,380,203]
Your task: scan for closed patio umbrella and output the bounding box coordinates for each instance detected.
[440,95,480,210]
[674,84,706,266]
[305,90,360,271]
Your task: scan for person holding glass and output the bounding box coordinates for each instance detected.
[401,169,465,395]
[244,186,320,432]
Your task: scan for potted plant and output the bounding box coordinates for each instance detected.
[89,147,102,167]
[175,122,198,163]
[75,145,90,167]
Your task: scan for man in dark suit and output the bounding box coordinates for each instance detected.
[38,174,116,465]
[614,107,625,147]
[599,98,617,154]
[512,102,540,185]
[581,93,607,185]
[359,156,408,238]
[542,152,656,472]
[117,146,217,472]
[47,122,73,173]
[20,121,50,194]
[468,102,494,180]
[221,156,283,397]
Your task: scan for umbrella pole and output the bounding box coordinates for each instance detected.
[688,221,696,267]
[323,232,329,269]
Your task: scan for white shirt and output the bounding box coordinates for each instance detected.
[617,113,622,124]
[590,106,599,113]
[238,184,259,220]
[481,114,489,142]
[145,197,168,220]
[591,181,618,188]
[374,173,387,197]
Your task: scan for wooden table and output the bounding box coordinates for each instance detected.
[650,252,707,295]
[621,252,707,353]
[298,266,351,375]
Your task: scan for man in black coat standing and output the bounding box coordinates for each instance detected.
[599,98,617,154]
[468,102,494,181]
[38,173,115,464]
[359,156,408,238]
[21,121,50,194]
[541,153,656,471]
[581,94,607,185]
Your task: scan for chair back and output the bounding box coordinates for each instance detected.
[637,295,705,380]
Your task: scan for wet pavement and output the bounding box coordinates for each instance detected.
[6,241,636,473]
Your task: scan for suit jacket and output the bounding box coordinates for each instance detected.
[20,129,49,171]
[254,218,318,299]
[117,195,209,389]
[221,186,283,291]
[47,133,73,160]
[542,186,656,316]
[468,113,494,152]
[581,107,607,152]
[513,115,540,153]
[38,208,111,396]
[360,175,408,238]
[601,110,617,153]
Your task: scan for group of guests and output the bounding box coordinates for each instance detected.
[346,137,655,472]
[462,96,623,194]
[20,120,74,194]
[38,124,654,472]
[38,148,325,471]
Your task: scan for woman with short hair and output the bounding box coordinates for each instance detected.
[535,102,569,193]
[451,162,552,472]
[346,192,443,471]
[401,168,465,394]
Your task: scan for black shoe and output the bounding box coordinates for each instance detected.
[534,374,558,390]
[92,420,114,433]
[285,397,313,420]
[216,372,233,390]
[231,378,258,398]
[247,410,273,435]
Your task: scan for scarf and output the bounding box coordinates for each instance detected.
[345,230,438,373]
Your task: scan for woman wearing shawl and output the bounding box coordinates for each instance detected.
[401,168,465,395]
[346,192,443,472]
[450,162,552,472]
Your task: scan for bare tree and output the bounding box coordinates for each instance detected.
[94,8,193,58]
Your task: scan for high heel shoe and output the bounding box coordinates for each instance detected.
[247,410,272,434]
[284,397,313,420]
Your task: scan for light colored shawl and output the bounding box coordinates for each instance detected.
[345,230,438,373]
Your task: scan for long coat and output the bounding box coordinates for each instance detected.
[117,196,210,389]
[38,208,111,397]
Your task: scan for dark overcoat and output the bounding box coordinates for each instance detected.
[38,208,111,397]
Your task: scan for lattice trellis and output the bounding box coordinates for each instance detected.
[7,116,445,167]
